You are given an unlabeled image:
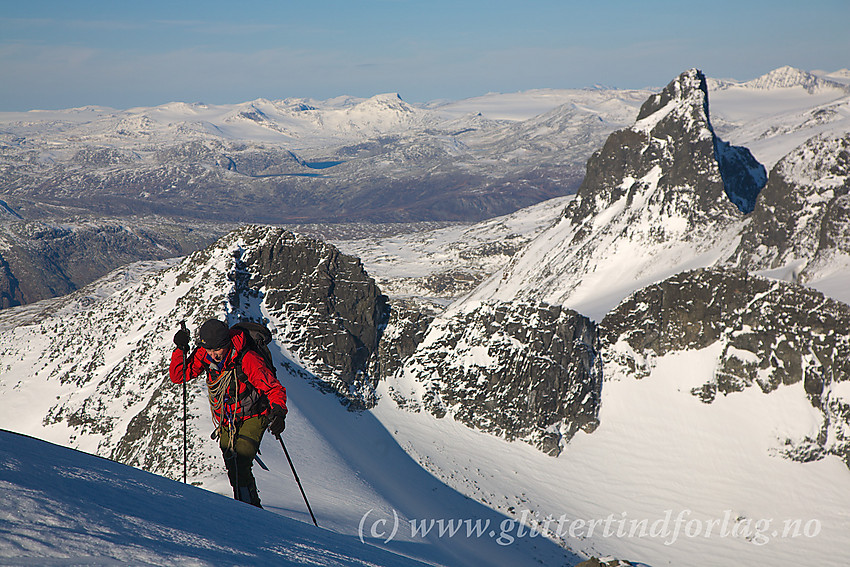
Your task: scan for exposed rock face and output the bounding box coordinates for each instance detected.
[0,256,23,309]
[729,133,850,281]
[374,298,443,380]
[393,301,602,455]
[602,267,850,464]
[232,227,390,405]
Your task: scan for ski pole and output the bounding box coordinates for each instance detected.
[275,434,318,527]
[180,321,189,484]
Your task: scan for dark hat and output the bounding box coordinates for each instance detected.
[198,319,231,350]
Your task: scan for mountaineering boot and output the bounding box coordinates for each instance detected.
[223,446,262,507]
[238,478,262,508]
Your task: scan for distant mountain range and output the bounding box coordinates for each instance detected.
[711,65,850,92]
[0,88,649,224]
[3,66,847,310]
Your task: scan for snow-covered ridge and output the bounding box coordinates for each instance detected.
[711,65,850,94]
[332,195,574,299]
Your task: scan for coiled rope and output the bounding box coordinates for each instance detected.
[207,367,238,450]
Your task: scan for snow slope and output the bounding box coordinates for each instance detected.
[0,429,431,566]
[332,195,574,299]
[373,344,850,567]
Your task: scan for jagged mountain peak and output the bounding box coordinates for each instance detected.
[368,92,404,102]
[353,92,413,112]
[462,69,766,319]
[568,68,763,226]
[635,68,709,125]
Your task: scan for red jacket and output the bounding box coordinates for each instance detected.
[170,329,286,423]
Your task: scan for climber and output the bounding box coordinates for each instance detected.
[170,319,287,508]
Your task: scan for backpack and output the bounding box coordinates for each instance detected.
[231,320,277,378]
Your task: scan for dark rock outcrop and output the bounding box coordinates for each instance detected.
[396,301,602,455]
[375,298,443,380]
[231,226,389,405]
[602,267,850,465]
[0,255,23,309]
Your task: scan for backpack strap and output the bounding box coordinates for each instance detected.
[233,348,268,417]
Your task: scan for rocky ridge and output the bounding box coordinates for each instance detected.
[233,227,389,405]
[602,267,850,464]
[386,301,601,455]
[731,132,850,283]
[0,224,388,480]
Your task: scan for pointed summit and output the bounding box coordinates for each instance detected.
[571,69,765,226]
[352,93,415,114]
[635,68,710,127]
[464,69,766,318]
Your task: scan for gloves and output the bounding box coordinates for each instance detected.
[173,328,190,352]
[268,405,287,436]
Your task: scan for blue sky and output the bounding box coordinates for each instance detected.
[1,0,847,111]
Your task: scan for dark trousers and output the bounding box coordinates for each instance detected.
[220,415,267,507]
